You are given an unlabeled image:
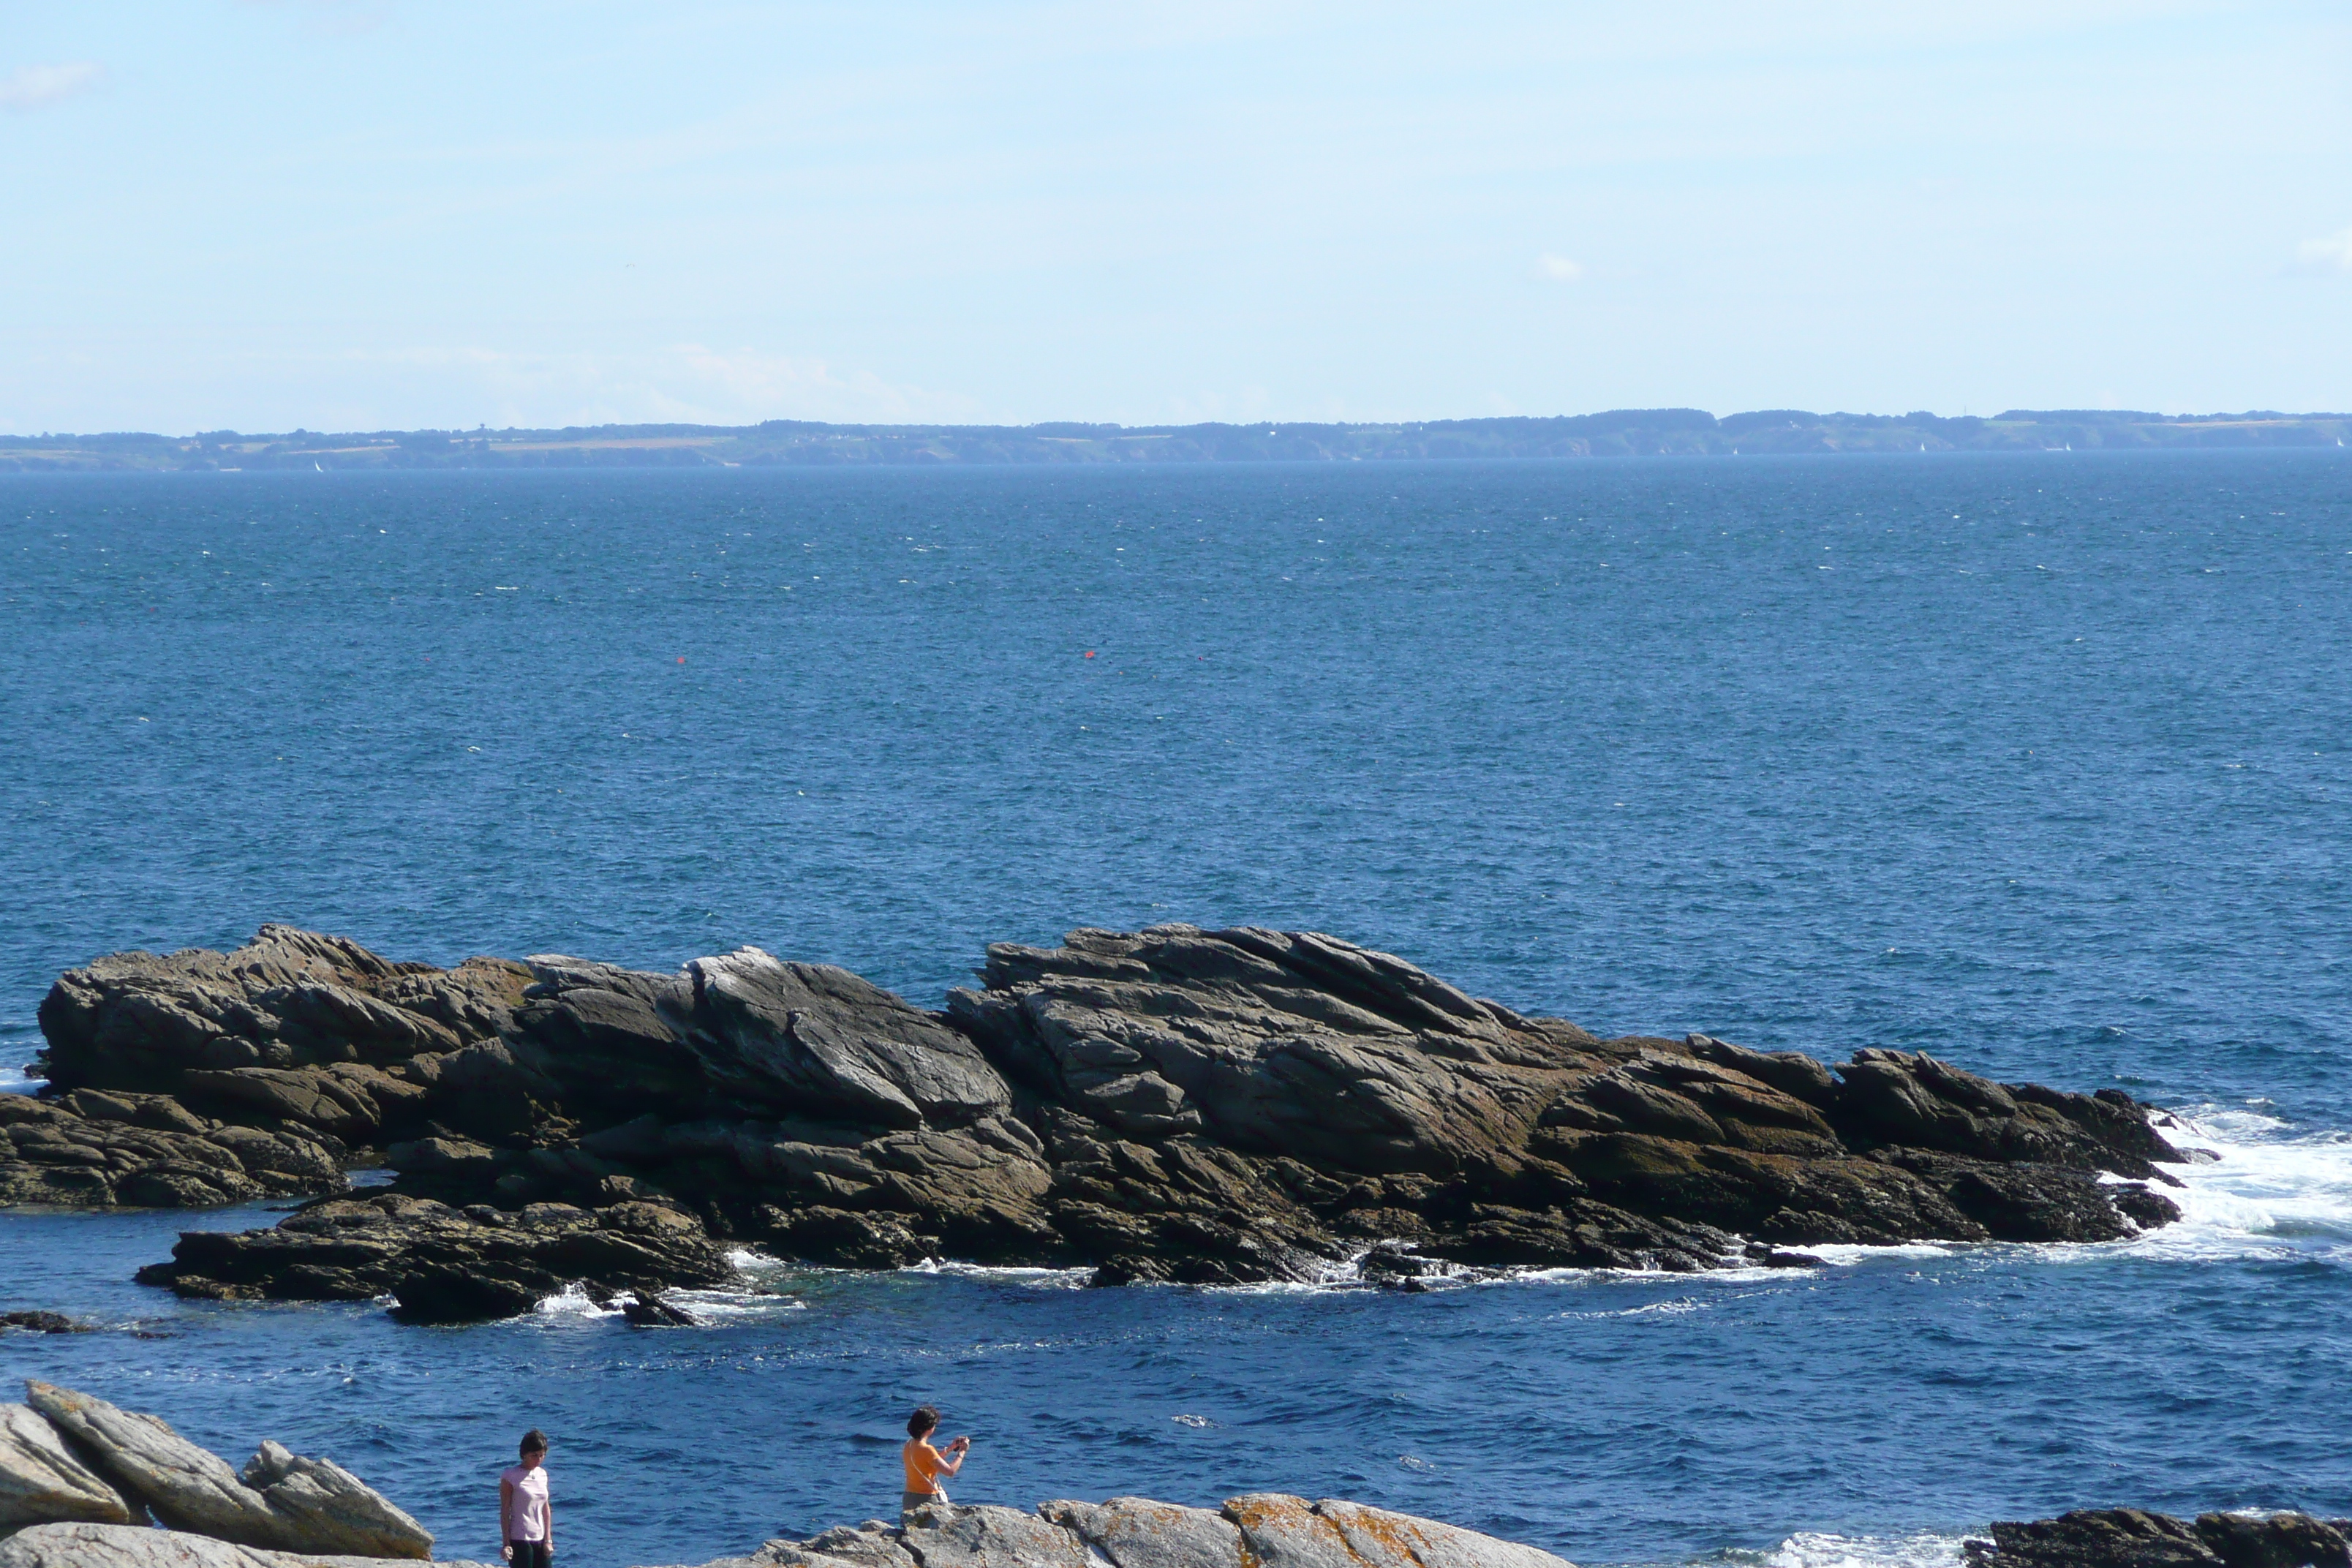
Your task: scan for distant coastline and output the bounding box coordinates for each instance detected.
[4,407,2349,472]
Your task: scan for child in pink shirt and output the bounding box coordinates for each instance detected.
[499,1430,553,1567]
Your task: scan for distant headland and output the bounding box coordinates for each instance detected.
[3,408,2348,472]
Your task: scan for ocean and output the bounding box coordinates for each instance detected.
[1,453,2347,1568]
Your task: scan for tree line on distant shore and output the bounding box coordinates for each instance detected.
[3,407,2348,471]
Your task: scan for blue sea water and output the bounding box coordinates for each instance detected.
[1,454,2348,1568]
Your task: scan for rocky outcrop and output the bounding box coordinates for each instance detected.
[134,1194,736,1324]
[14,923,2192,1316]
[1964,1508,2351,1568]
[0,1523,492,1568]
[661,1494,1575,1568]
[16,1384,431,1558]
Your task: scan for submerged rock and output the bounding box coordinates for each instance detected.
[618,1291,704,1327]
[13,923,2193,1316]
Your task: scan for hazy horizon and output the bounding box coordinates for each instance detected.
[6,3,2350,434]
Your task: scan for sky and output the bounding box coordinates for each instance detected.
[4,1,2350,434]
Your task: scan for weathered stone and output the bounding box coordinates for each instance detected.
[0,1403,140,1531]
[668,949,1011,1128]
[23,1383,289,1547]
[1221,1495,1575,1568]
[777,1521,919,1568]
[1042,1496,1244,1568]
[17,1385,433,1558]
[1309,1499,1576,1568]
[37,927,510,1098]
[901,1504,1091,1568]
[236,1441,432,1559]
[0,1523,491,1568]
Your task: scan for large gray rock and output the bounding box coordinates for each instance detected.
[0,1402,140,1531]
[902,1504,1092,1568]
[1309,1499,1578,1568]
[20,1384,433,1558]
[0,1522,490,1568]
[950,927,1586,1172]
[777,1520,920,1568]
[668,949,1012,1128]
[674,1496,1571,1568]
[237,1441,433,1560]
[1221,1496,1575,1568]
[23,1384,287,1547]
[1042,1496,1243,1568]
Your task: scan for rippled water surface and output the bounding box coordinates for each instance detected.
[2,456,2348,1567]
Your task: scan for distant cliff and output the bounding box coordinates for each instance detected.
[4,408,2348,472]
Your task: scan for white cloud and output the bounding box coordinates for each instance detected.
[0,62,103,113]
[2295,228,2352,274]
[1537,253,1585,282]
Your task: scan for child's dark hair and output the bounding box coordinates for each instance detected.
[907,1406,940,1439]
[520,1429,549,1457]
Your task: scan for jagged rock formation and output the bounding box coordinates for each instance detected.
[666,1493,1575,1568]
[1965,1508,2351,1568]
[12,923,2190,1319]
[0,1383,431,1559]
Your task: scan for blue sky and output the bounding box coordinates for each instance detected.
[4,1,2349,432]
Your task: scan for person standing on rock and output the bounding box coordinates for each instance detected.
[901,1405,968,1524]
[500,1429,555,1567]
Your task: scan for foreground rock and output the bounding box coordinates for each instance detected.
[1965,1508,2351,1568]
[15,923,2193,1316]
[11,1383,431,1558]
[0,1404,139,1534]
[0,1523,491,1568]
[661,1493,1576,1568]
